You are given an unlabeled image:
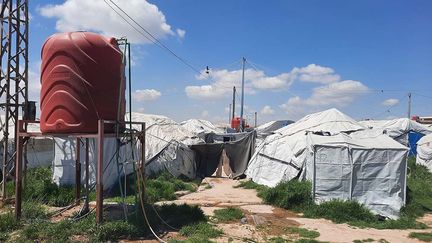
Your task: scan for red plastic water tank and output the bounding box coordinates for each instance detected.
[40,32,125,133]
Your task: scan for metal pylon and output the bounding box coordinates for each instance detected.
[0,0,29,199]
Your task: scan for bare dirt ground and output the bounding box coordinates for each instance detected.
[156,177,432,243]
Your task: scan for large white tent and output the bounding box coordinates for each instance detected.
[52,112,203,190]
[246,108,408,219]
[180,119,224,137]
[359,118,432,146]
[0,117,54,169]
[416,134,432,171]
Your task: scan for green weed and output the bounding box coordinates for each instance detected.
[213,207,244,222]
[179,222,222,239]
[409,232,432,242]
[286,227,320,238]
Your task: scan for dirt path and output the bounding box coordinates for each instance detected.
[157,177,431,243]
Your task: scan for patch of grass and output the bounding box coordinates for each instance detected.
[266,236,290,243]
[286,227,319,238]
[295,239,327,243]
[353,239,374,243]
[235,180,267,191]
[403,157,432,218]
[409,232,432,242]
[179,222,223,240]
[303,200,376,224]
[0,211,20,233]
[93,220,139,242]
[260,180,313,211]
[105,195,136,204]
[213,207,244,222]
[22,202,48,221]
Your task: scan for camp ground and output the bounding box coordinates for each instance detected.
[0,1,431,242]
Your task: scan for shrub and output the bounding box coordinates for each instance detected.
[304,200,376,223]
[260,180,313,211]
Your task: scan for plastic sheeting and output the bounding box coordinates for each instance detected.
[359,118,432,147]
[126,112,202,179]
[276,108,366,137]
[52,137,138,191]
[416,134,432,171]
[306,133,408,219]
[192,131,256,178]
[52,112,203,190]
[0,118,54,168]
[180,119,224,137]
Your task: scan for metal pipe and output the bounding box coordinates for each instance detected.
[84,138,89,212]
[96,119,104,224]
[240,57,246,132]
[15,120,24,219]
[75,137,81,204]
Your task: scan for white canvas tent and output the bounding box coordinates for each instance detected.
[256,120,294,135]
[416,134,432,171]
[246,108,408,219]
[359,118,432,146]
[52,112,203,190]
[180,119,224,137]
[0,117,54,169]
[247,108,369,186]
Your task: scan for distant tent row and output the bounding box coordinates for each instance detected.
[5,108,432,220]
[359,118,432,155]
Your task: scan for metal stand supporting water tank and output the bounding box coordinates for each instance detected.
[40,32,125,133]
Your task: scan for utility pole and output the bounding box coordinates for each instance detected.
[254,112,257,127]
[240,57,246,132]
[408,92,412,119]
[231,86,236,121]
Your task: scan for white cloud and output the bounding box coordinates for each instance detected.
[292,64,340,84]
[38,0,183,44]
[382,98,399,106]
[176,28,186,39]
[132,89,161,101]
[28,66,41,102]
[280,80,369,117]
[260,105,275,115]
[185,68,294,99]
[185,64,343,100]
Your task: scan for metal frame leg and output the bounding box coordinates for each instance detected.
[75,138,81,204]
[96,119,104,224]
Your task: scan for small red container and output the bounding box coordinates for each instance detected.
[40,32,125,133]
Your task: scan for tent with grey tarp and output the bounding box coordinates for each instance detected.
[246,108,408,219]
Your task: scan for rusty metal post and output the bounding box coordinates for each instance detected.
[96,120,104,224]
[15,120,24,219]
[75,137,81,204]
[140,123,145,172]
[84,138,89,211]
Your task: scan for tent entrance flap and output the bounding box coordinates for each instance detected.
[192,131,256,178]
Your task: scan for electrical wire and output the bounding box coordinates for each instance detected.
[104,0,203,75]
[136,165,167,243]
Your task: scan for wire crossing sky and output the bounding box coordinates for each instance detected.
[31,0,432,124]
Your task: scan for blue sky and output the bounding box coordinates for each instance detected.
[30,0,432,124]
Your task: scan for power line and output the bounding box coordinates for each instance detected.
[104,0,203,75]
